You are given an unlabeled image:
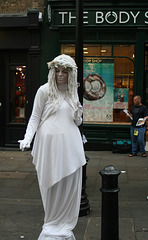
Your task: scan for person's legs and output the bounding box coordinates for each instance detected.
[130,126,138,154]
[138,126,146,154]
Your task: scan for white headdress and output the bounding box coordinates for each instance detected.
[47,54,77,70]
[47,54,79,106]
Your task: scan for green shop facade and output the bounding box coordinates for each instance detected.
[1,0,148,149]
[41,0,148,150]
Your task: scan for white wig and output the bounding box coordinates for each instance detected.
[47,54,79,104]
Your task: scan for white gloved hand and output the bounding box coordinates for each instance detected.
[74,109,82,126]
[74,109,81,121]
[18,139,30,151]
[73,102,83,126]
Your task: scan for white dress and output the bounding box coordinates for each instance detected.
[27,83,86,239]
[38,168,82,240]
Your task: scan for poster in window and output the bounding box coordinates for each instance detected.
[83,59,114,122]
[113,88,129,109]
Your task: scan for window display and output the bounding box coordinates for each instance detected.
[10,66,26,123]
[61,44,135,124]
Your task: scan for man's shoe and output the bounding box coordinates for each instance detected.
[129,153,137,157]
[142,153,147,157]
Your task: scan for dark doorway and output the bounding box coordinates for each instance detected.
[0,50,27,148]
[0,51,7,146]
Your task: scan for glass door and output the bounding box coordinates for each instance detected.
[4,50,27,147]
[9,66,26,123]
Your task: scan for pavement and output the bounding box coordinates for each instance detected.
[0,149,148,240]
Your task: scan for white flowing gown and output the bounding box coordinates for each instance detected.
[28,83,86,240]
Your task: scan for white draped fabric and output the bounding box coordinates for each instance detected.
[38,168,82,240]
[31,86,86,189]
[28,84,86,239]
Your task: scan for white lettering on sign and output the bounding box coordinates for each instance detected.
[105,11,118,24]
[83,11,88,24]
[96,11,141,24]
[58,10,148,25]
[59,11,88,24]
[69,12,76,23]
[145,11,148,23]
[96,11,104,23]
[59,12,68,24]
[130,11,140,23]
[119,11,130,24]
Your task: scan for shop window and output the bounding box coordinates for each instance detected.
[113,57,134,122]
[61,44,75,56]
[9,66,26,123]
[61,44,135,124]
[83,44,112,56]
[113,45,135,58]
[61,44,112,56]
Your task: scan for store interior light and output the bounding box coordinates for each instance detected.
[83,48,88,50]
[131,71,134,74]
[84,52,88,54]
[132,54,135,58]
[101,49,107,53]
[16,67,22,71]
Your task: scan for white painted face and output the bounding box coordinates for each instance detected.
[55,66,68,85]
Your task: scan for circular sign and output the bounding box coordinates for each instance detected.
[83,74,106,100]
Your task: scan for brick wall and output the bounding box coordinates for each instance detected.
[0,0,45,15]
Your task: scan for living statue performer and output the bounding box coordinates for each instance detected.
[18,54,86,240]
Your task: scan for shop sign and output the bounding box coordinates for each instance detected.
[48,7,148,27]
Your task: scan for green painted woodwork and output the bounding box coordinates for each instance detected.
[83,123,131,144]
[40,1,148,145]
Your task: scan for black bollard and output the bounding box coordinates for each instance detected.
[99,165,121,240]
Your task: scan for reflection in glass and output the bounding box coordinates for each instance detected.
[10,66,26,123]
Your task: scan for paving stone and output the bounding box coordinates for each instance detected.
[0,150,148,240]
